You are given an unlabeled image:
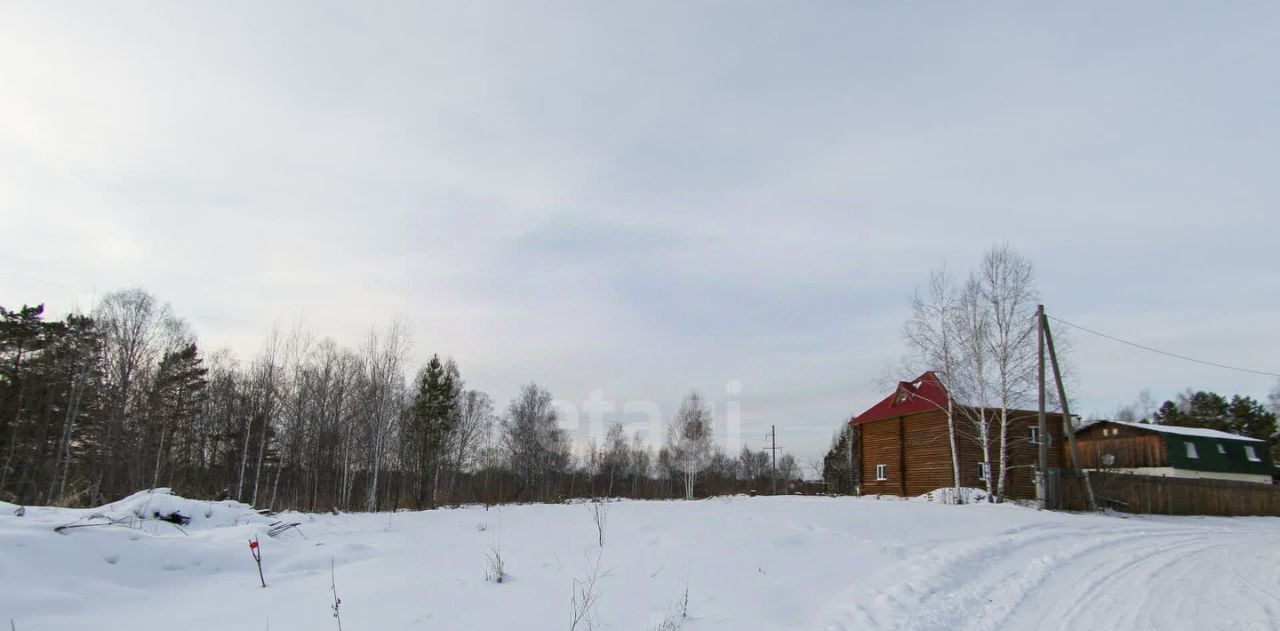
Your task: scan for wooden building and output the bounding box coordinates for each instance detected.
[1072,420,1274,485]
[850,372,1066,500]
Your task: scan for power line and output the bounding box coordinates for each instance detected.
[1046,314,1280,379]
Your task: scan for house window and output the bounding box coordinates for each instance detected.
[1245,446,1261,462]
[875,464,888,481]
[1185,442,1199,459]
[977,462,989,481]
[1217,444,1226,455]
[1029,426,1040,444]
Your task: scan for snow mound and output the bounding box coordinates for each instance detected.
[79,488,271,531]
[918,486,990,504]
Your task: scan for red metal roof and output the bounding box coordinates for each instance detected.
[850,371,950,425]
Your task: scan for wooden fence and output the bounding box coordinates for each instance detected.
[1055,470,1280,516]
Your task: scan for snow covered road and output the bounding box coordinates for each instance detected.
[3,491,1277,630]
[820,514,1280,631]
[999,524,1280,631]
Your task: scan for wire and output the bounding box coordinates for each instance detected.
[1046,314,1280,379]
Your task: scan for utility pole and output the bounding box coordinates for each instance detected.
[765,425,779,495]
[1042,310,1097,511]
[1036,304,1048,510]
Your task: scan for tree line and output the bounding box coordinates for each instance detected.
[0,289,804,509]
[1115,388,1279,459]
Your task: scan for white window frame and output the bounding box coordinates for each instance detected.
[1185,442,1198,459]
[875,464,888,481]
[1217,443,1226,455]
[1029,426,1040,444]
[977,461,989,481]
[1245,445,1261,462]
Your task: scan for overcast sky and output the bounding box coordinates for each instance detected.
[2,2,1278,467]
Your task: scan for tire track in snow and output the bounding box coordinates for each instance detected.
[815,518,1279,631]
[1008,530,1280,631]
[998,534,1231,630]
[817,521,1137,630]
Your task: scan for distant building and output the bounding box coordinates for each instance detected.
[1073,420,1274,485]
[849,372,1066,500]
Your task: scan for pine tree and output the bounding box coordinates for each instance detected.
[1227,395,1277,442]
[146,343,209,489]
[410,354,456,507]
[1154,391,1276,444]
[0,305,53,496]
[1153,400,1183,425]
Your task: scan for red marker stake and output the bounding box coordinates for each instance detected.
[249,536,266,588]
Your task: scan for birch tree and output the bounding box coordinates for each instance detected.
[901,269,963,495]
[441,388,495,503]
[501,383,569,501]
[361,321,410,512]
[954,276,995,496]
[666,391,713,500]
[94,289,186,498]
[777,452,799,485]
[976,245,1039,498]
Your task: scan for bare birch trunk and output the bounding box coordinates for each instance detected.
[996,406,1010,498]
[236,414,252,502]
[946,397,960,492]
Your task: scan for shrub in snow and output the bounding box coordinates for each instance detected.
[655,614,682,631]
[485,546,506,583]
[330,558,343,631]
[569,549,604,630]
[589,500,608,547]
[654,581,690,630]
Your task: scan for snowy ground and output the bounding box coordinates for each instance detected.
[3,490,1278,630]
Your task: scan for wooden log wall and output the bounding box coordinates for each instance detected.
[857,407,1067,500]
[1070,435,1167,469]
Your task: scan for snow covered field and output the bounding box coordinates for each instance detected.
[3,490,1278,630]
